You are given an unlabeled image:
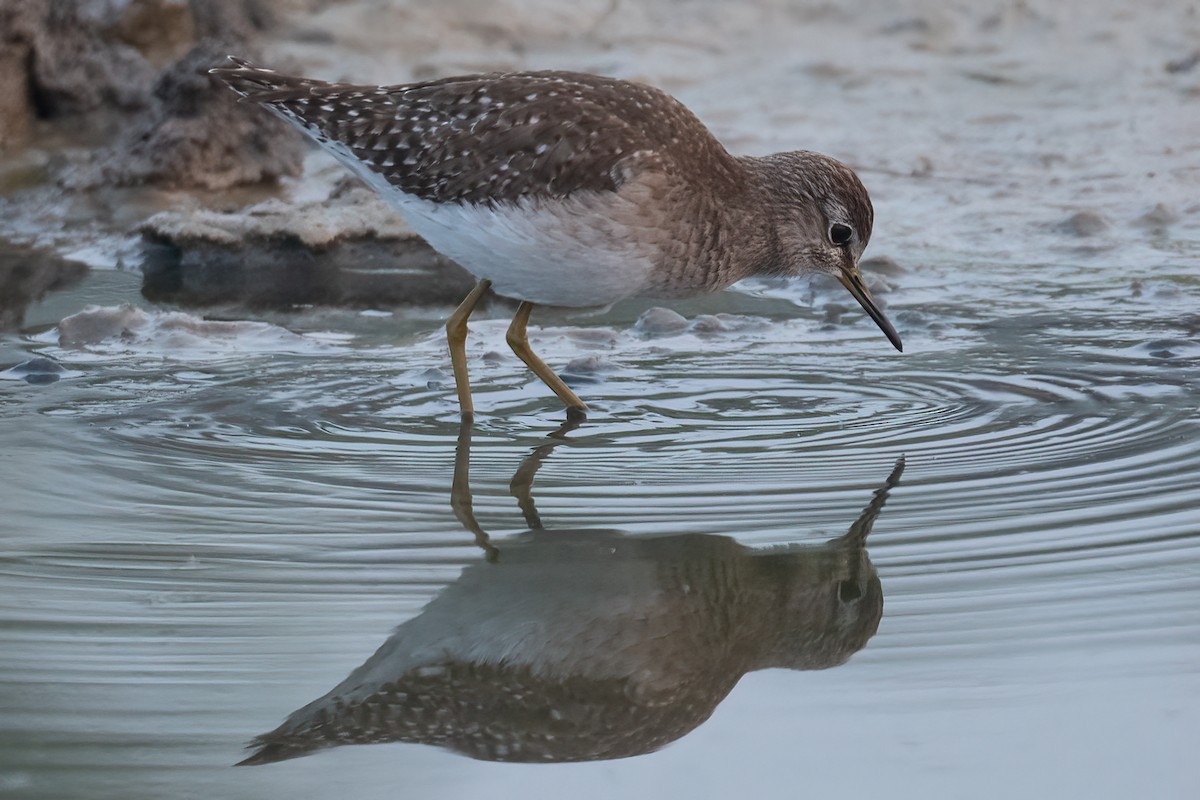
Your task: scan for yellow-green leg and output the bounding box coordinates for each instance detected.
[445,280,491,420]
[505,301,588,420]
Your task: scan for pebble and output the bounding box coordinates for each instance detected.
[1165,51,1200,74]
[563,355,609,374]
[0,357,67,385]
[690,314,728,333]
[864,274,893,295]
[634,307,689,336]
[822,303,848,324]
[1135,203,1179,227]
[894,309,930,327]
[566,328,619,347]
[859,255,906,276]
[1130,280,1182,300]
[559,354,611,384]
[1132,339,1200,360]
[1057,211,1109,237]
[690,314,770,335]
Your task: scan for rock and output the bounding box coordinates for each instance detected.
[7,0,274,118]
[634,307,688,336]
[1056,210,1108,237]
[894,309,930,327]
[863,274,893,294]
[3,0,156,119]
[188,0,275,42]
[1147,281,1179,299]
[1131,339,1200,360]
[137,187,475,308]
[0,240,89,330]
[690,314,727,333]
[859,255,906,276]
[566,328,619,347]
[560,354,612,385]
[910,156,934,178]
[1165,51,1200,74]
[63,41,305,189]
[562,355,611,374]
[0,42,34,152]
[880,17,933,35]
[57,304,150,347]
[0,0,295,186]
[0,356,67,384]
[57,303,316,351]
[1136,203,1179,227]
[690,313,769,334]
[822,303,848,324]
[111,0,198,68]
[418,367,448,384]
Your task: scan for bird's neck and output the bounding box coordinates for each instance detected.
[639,153,785,293]
[706,156,788,283]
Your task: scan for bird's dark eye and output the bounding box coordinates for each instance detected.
[830,223,853,246]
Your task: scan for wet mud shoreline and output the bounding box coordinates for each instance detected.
[1,0,1195,327]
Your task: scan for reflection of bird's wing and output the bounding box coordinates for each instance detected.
[239,658,740,764]
[212,59,738,207]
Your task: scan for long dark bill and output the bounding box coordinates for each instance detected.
[837,270,903,352]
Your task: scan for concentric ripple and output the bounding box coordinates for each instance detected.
[2,288,1199,798]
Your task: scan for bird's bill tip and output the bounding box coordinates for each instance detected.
[836,271,903,352]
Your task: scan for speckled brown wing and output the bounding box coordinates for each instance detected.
[238,660,738,765]
[210,58,735,206]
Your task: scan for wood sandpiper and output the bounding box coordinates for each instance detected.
[212,58,902,420]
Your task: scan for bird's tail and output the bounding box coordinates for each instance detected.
[208,55,327,104]
[235,732,325,767]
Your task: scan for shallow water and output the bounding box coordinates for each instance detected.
[3,1,1200,794]
[2,246,1198,798]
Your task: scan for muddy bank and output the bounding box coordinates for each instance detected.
[0,0,1196,318]
[65,41,305,190]
[1,0,302,184]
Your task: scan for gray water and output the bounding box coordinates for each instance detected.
[1,245,1198,798]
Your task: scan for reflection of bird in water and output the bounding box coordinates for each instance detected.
[239,425,904,765]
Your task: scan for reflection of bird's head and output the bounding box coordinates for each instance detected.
[756,453,902,671]
[752,540,883,671]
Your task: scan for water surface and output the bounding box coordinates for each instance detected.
[1,248,1197,798]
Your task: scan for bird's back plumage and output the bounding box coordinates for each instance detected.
[210,58,740,207]
[211,58,766,306]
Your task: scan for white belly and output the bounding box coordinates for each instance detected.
[316,139,658,307]
[390,192,658,307]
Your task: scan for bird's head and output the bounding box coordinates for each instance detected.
[751,151,902,352]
